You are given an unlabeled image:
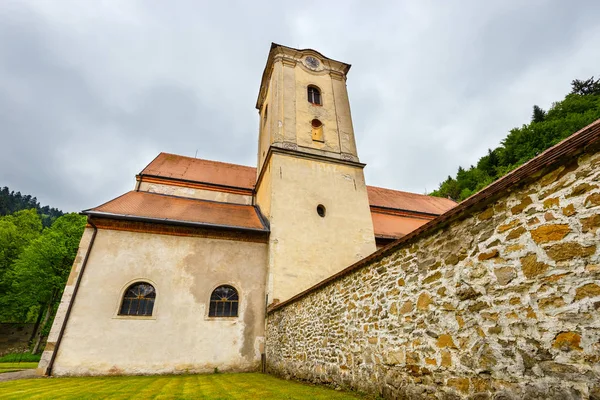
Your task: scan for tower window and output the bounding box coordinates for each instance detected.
[209,285,239,317]
[307,86,322,105]
[119,282,156,316]
[263,105,268,127]
[317,204,326,217]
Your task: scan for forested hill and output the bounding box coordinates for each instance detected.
[0,187,63,227]
[431,77,600,201]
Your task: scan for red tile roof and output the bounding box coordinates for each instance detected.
[140,153,455,220]
[85,191,267,231]
[371,212,433,239]
[367,186,456,215]
[137,153,456,237]
[141,153,256,190]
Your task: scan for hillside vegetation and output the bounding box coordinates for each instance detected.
[431,77,600,201]
[0,187,63,227]
[0,187,85,354]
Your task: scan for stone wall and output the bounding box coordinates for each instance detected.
[266,138,600,399]
[0,323,35,356]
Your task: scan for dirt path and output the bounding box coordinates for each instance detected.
[0,369,39,382]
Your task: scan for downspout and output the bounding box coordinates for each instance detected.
[135,173,142,191]
[45,216,98,376]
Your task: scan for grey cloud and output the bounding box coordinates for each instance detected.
[1,0,599,211]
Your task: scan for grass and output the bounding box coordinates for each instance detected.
[0,353,41,363]
[0,372,366,399]
[0,362,38,373]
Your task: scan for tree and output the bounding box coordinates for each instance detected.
[0,210,43,304]
[431,76,600,201]
[3,213,86,352]
[571,76,600,96]
[0,186,64,227]
[532,105,546,123]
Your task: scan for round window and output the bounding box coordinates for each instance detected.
[311,119,322,128]
[317,204,326,217]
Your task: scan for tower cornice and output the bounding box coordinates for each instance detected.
[254,145,365,195]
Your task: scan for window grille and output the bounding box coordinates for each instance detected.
[119,282,156,316]
[307,86,321,105]
[209,285,239,317]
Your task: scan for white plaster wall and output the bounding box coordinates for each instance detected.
[51,229,267,376]
[138,182,253,205]
[264,153,376,304]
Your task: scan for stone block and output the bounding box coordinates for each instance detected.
[479,249,499,261]
[574,283,600,300]
[544,242,596,261]
[494,267,516,285]
[436,334,457,349]
[581,214,600,233]
[553,332,582,351]
[520,254,549,278]
[585,192,600,207]
[417,293,432,310]
[530,224,571,244]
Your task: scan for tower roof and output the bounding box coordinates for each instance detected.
[140,152,256,191]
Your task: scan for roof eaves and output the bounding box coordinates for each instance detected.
[82,210,270,234]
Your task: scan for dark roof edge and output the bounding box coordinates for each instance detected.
[82,211,270,234]
[268,118,600,313]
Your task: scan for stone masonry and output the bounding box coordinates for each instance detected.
[266,131,600,399]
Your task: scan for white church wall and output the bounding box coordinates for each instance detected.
[42,228,267,376]
[137,181,253,205]
[261,152,377,305]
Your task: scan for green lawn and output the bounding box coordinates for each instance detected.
[0,362,38,373]
[0,372,365,399]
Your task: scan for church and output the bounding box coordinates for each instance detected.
[38,43,455,376]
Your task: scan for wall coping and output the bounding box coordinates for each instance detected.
[268,118,600,313]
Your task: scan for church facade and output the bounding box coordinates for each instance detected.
[38,44,455,376]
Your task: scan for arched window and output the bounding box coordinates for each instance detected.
[119,282,156,316]
[209,285,239,317]
[307,86,321,105]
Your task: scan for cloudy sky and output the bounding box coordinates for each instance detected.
[1,0,599,212]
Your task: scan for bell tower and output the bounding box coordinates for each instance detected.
[255,43,376,305]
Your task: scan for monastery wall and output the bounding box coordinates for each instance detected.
[39,227,268,376]
[266,140,600,399]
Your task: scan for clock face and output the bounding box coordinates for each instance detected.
[305,56,320,69]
